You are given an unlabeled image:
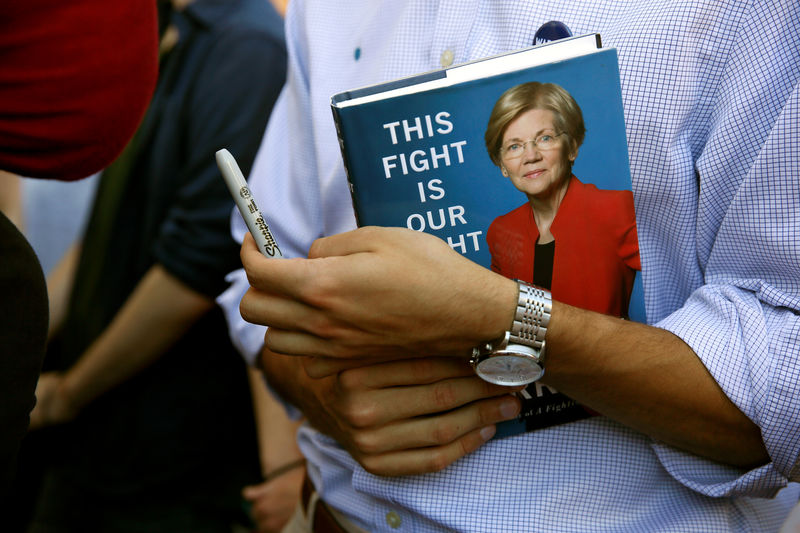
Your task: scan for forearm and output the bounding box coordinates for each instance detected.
[46,242,81,340]
[543,301,767,468]
[0,170,22,229]
[457,277,765,466]
[257,345,307,411]
[247,365,304,476]
[61,264,214,411]
[243,360,306,533]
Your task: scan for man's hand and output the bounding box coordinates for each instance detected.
[242,465,304,533]
[240,226,518,359]
[261,348,522,476]
[29,372,79,430]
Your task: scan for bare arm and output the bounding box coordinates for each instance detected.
[0,170,23,229]
[240,227,767,468]
[45,242,82,340]
[242,366,305,532]
[544,302,766,468]
[31,264,214,427]
[247,366,305,479]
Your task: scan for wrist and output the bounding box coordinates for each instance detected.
[482,275,519,342]
[58,370,88,415]
[263,457,305,482]
[470,280,551,386]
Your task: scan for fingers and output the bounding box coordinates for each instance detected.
[265,350,523,478]
[241,234,382,358]
[302,355,390,378]
[242,481,270,502]
[307,226,402,258]
[359,427,495,477]
[322,357,523,476]
[242,469,304,533]
[263,327,328,357]
[300,353,474,378]
[300,356,521,428]
[265,323,420,359]
[307,226,437,259]
[265,326,393,359]
[338,357,475,388]
[241,287,319,331]
[340,376,521,429]
[240,227,515,361]
[242,229,384,310]
[240,232,310,299]
[306,227,370,258]
[350,395,521,476]
[356,393,520,449]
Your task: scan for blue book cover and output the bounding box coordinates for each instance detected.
[331,36,644,438]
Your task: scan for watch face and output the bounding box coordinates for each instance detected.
[475,354,544,386]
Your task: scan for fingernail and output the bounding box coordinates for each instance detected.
[500,398,520,419]
[480,426,496,441]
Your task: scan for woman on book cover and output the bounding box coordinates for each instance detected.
[484,81,640,317]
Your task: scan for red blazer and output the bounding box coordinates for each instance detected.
[487,175,640,317]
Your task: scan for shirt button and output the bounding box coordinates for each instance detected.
[385,511,402,528]
[440,49,455,67]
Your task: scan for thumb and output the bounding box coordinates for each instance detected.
[242,482,268,500]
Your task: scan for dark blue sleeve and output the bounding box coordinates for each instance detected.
[153,22,287,298]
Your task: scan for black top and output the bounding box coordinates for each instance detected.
[0,213,47,497]
[533,240,555,290]
[47,0,286,497]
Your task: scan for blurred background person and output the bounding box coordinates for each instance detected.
[0,0,158,506]
[14,0,291,531]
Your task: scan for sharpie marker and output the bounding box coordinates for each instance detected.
[215,148,283,258]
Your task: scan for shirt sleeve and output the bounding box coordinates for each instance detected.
[650,2,800,495]
[655,285,800,496]
[153,28,287,299]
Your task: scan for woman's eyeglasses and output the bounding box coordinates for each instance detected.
[501,131,564,159]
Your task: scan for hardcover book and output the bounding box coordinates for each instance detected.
[331,34,644,438]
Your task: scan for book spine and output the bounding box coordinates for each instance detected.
[330,104,364,227]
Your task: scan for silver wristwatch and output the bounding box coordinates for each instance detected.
[470,281,551,386]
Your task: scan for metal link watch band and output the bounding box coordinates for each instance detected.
[509,282,551,351]
[469,281,551,385]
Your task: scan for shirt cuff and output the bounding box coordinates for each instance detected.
[651,442,787,498]
[218,266,303,422]
[218,267,265,366]
[652,282,800,496]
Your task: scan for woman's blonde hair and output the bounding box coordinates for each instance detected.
[484,82,585,167]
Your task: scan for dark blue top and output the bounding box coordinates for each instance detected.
[49,0,286,500]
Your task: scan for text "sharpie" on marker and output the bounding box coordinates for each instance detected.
[216,148,283,258]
